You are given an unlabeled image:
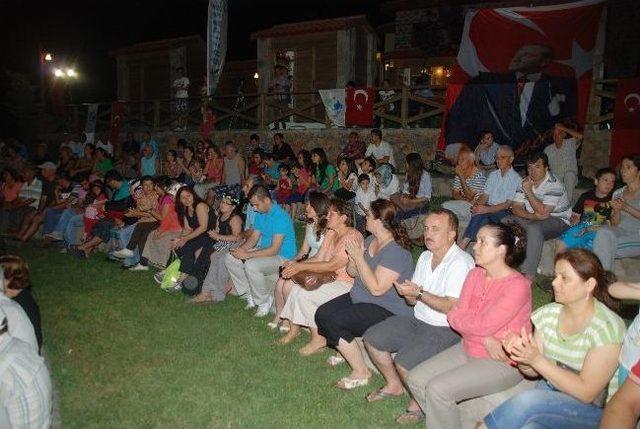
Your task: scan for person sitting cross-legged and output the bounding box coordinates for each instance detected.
[459,145,521,250]
[363,209,474,424]
[225,185,297,317]
[502,151,571,280]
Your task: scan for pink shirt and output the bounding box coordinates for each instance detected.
[448,267,532,359]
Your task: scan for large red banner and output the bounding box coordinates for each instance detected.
[441,0,604,158]
[345,87,375,127]
[611,78,640,167]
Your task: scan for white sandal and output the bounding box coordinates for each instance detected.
[326,354,345,367]
[335,376,369,390]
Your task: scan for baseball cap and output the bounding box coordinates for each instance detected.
[38,162,57,171]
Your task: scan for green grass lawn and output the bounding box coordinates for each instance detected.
[8,233,552,428]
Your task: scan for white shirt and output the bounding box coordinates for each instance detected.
[0,335,52,429]
[0,295,37,352]
[365,141,395,167]
[354,185,376,216]
[173,76,190,98]
[513,171,571,224]
[403,170,432,199]
[484,167,521,206]
[377,175,399,200]
[413,244,475,326]
[96,140,114,156]
[18,178,42,209]
[544,138,578,176]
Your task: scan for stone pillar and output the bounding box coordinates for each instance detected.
[366,33,376,86]
[116,56,129,101]
[256,38,272,93]
[337,28,356,87]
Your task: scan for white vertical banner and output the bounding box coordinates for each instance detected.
[319,89,346,127]
[84,103,99,144]
[207,0,228,96]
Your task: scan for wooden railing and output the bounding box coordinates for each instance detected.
[64,85,446,132]
[586,78,618,127]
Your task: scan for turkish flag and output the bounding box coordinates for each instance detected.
[345,87,374,127]
[110,101,125,149]
[440,0,604,153]
[611,78,640,167]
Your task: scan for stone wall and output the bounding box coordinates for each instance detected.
[580,129,612,178]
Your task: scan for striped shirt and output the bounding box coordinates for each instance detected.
[18,178,42,209]
[513,171,571,223]
[452,170,486,194]
[0,336,52,429]
[532,301,626,401]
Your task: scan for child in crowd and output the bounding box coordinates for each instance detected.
[286,163,311,220]
[139,144,159,177]
[334,156,357,201]
[248,149,264,179]
[354,173,375,233]
[261,153,280,188]
[556,167,616,253]
[275,164,293,212]
[82,181,107,241]
[203,145,224,185]
[357,156,377,187]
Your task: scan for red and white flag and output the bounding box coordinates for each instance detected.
[346,87,375,127]
[442,0,604,156]
[611,78,640,167]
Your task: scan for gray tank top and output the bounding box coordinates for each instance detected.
[224,155,242,185]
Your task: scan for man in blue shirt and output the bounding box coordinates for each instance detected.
[459,145,521,249]
[225,185,296,317]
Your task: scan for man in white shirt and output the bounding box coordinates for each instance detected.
[363,209,474,423]
[543,123,582,201]
[172,67,190,131]
[0,164,43,235]
[460,145,521,249]
[503,151,571,279]
[0,307,52,429]
[364,129,395,167]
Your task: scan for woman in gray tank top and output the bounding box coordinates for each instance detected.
[223,142,244,186]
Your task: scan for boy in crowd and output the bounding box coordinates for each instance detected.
[556,167,616,253]
[354,174,376,233]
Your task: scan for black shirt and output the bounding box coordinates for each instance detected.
[572,189,613,224]
[13,288,43,352]
[272,142,296,163]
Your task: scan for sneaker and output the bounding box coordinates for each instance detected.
[112,248,134,259]
[154,270,166,284]
[254,296,273,318]
[244,295,256,310]
[128,263,149,272]
[164,282,183,293]
[45,231,63,241]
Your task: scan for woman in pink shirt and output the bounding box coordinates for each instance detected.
[406,221,532,429]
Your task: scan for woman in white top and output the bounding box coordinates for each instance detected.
[393,153,432,220]
[269,192,330,332]
[374,163,400,200]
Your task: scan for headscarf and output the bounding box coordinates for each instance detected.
[375,163,395,189]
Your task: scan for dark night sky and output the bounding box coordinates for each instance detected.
[1,0,388,102]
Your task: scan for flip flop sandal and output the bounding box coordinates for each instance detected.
[396,409,425,425]
[326,354,345,367]
[365,388,405,403]
[335,376,369,390]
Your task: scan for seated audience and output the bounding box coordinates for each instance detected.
[40,171,75,237]
[139,142,159,177]
[188,193,243,304]
[363,209,474,424]
[373,163,399,200]
[0,255,42,352]
[364,129,395,167]
[474,131,500,170]
[340,131,366,162]
[357,156,377,187]
[393,152,432,220]
[272,133,296,164]
[68,144,95,177]
[311,148,338,193]
[406,221,531,429]
[482,249,625,429]
[225,185,297,316]
[354,174,376,233]
[279,198,364,355]
[286,162,311,220]
[0,168,23,208]
[261,153,281,188]
[170,186,217,291]
[194,144,224,200]
[164,150,183,181]
[92,147,113,177]
[441,146,487,225]
[15,162,57,242]
[593,154,640,270]
[609,281,640,385]
[503,152,571,280]
[0,164,41,236]
[544,122,583,201]
[177,146,203,186]
[557,167,616,254]
[271,192,329,331]
[315,199,414,390]
[57,146,76,176]
[220,141,245,196]
[0,275,37,352]
[0,310,52,429]
[334,156,357,201]
[600,358,640,429]
[247,149,264,180]
[459,145,521,249]
[275,164,293,210]
[142,179,183,270]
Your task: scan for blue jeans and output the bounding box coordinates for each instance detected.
[463,209,510,240]
[43,208,64,235]
[53,208,79,234]
[64,214,85,245]
[484,380,603,429]
[116,224,140,266]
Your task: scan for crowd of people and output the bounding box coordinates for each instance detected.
[1,125,640,428]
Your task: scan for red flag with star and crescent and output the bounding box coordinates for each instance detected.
[441,0,605,157]
[345,87,375,127]
[611,78,640,167]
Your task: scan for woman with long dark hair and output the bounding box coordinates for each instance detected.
[315,199,414,389]
[311,148,338,192]
[334,156,358,201]
[270,191,330,331]
[393,152,432,219]
[482,248,625,429]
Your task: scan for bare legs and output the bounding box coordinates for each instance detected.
[336,338,372,381]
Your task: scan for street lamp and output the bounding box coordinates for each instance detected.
[53,68,64,78]
[44,53,53,62]
[66,68,77,78]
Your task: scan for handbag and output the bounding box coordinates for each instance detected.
[291,271,337,291]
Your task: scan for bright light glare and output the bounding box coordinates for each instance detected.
[253,72,259,79]
[53,68,64,77]
[44,53,53,62]
[66,68,77,77]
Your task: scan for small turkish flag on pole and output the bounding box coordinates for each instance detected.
[345,87,375,126]
[611,78,640,167]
